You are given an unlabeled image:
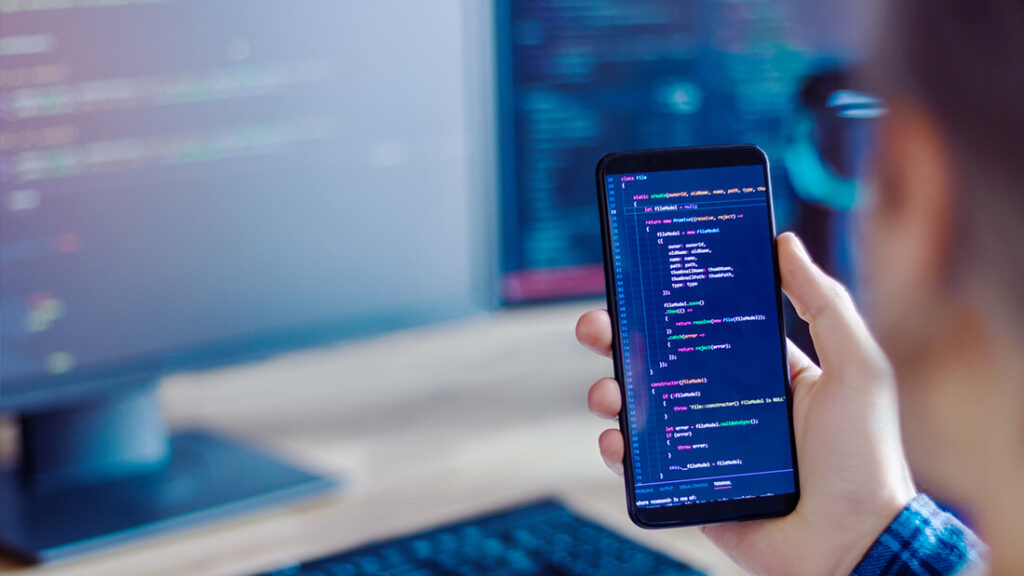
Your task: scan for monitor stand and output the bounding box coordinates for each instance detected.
[0,380,337,563]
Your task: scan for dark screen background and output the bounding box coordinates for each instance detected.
[606,164,795,508]
[499,0,872,302]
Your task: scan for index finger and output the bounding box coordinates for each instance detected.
[575,309,613,358]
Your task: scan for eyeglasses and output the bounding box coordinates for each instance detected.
[784,68,886,210]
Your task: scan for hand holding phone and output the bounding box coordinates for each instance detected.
[584,145,916,572]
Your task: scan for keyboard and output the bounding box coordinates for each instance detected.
[261,500,705,576]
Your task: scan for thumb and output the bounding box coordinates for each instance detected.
[777,232,885,376]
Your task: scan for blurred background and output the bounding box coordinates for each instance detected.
[0,1,881,574]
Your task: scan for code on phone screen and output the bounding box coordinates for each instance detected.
[606,165,795,509]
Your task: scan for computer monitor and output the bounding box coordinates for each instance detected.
[0,0,490,561]
[496,0,871,302]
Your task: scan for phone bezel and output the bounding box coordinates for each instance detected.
[595,145,800,528]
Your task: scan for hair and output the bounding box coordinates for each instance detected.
[871,0,1024,331]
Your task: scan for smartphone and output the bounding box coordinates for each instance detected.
[596,145,799,528]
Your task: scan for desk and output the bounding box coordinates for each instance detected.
[0,302,743,576]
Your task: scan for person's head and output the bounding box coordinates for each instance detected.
[859,0,1024,519]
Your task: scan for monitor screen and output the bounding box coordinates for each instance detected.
[0,1,487,396]
[497,0,868,302]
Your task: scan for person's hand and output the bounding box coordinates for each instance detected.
[575,232,917,576]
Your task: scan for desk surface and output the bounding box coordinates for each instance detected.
[0,302,743,576]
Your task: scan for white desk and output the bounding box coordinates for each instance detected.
[0,302,743,576]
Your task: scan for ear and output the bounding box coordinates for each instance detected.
[875,98,956,287]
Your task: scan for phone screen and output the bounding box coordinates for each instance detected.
[601,150,797,525]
